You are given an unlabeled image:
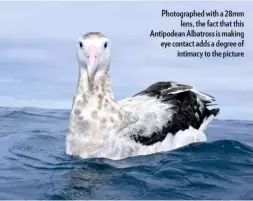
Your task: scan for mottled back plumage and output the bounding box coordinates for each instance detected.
[125,81,219,145]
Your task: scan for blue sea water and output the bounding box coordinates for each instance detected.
[0,107,252,200]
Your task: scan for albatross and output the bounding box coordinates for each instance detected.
[66,32,220,160]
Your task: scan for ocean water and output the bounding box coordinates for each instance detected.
[0,107,252,200]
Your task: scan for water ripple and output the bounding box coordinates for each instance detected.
[0,107,252,199]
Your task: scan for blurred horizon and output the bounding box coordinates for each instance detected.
[0,1,252,120]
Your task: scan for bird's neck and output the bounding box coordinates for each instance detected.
[68,65,124,138]
[70,66,122,119]
[75,66,114,100]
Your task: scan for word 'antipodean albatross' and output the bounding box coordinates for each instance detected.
[66,32,220,160]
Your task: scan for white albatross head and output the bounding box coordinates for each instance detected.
[77,32,111,89]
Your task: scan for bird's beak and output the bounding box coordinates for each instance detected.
[86,45,98,90]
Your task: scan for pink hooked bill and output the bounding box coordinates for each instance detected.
[86,45,98,65]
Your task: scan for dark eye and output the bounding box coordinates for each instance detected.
[79,41,83,48]
[104,42,108,49]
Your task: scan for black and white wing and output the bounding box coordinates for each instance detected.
[118,81,220,146]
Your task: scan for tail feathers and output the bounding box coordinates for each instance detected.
[210,108,220,116]
[199,108,220,131]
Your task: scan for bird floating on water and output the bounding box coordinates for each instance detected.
[66,32,220,160]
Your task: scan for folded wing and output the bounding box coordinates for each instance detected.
[118,81,219,146]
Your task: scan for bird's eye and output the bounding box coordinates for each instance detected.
[79,41,83,48]
[104,42,108,49]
